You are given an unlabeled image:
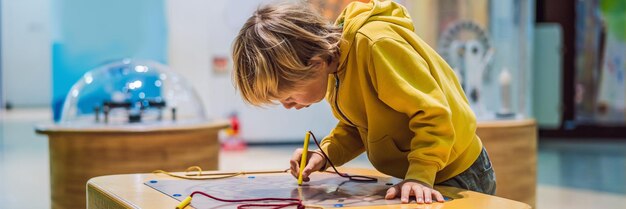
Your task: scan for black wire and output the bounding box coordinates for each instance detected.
[308,131,377,183]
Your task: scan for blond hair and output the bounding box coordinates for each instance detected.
[232,2,342,106]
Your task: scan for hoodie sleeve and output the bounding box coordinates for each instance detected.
[319,121,365,169]
[369,38,455,187]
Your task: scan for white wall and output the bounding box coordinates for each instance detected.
[166,0,337,142]
[1,0,51,107]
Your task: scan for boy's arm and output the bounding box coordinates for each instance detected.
[318,121,365,170]
[369,38,455,187]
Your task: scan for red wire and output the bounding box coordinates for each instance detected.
[184,131,376,209]
[189,191,304,209]
[308,131,378,182]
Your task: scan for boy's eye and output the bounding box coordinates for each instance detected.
[285,97,294,102]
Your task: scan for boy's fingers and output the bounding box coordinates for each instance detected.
[309,151,326,171]
[289,148,304,177]
[290,148,303,165]
[290,168,298,179]
[289,159,297,170]
[385,186,397,199]
[302,155,321,176]
[433,190,445,202]
[401,184,412,203]
[301,151,325,178]
[291,149,325,182]
[302,166,312,178]
[410,185,424,204]
[422,187,432,203]
[289,159,299,177]
[289,160,299,171]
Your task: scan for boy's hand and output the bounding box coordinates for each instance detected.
[385,180,445,204]
[289,149,326,182]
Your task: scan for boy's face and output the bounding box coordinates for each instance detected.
[279,69,329,110]
[278,58,336,110]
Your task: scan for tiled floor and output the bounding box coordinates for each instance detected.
[1,108,626,208]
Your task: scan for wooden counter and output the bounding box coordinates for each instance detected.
[36,121,229,209]
[87,168,531,209]
[477,119,537,208]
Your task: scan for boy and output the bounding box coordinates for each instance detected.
[232,0,496,204]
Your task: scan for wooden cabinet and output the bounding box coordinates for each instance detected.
[477,119,537,208]
[36,121,228,209]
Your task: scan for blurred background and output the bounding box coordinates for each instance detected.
[1,0,625,208]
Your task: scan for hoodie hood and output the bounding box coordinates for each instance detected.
[335,0,414,69]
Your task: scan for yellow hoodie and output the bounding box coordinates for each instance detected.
[320,0,483,186]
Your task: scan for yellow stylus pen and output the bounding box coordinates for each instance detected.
[297,131,311,185]
[175,196,192,209]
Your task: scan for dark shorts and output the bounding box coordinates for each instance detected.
[436,147,497,195]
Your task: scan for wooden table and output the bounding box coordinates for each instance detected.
[36,121,229,209]
[87,168,531,209]
[477,119,537,208]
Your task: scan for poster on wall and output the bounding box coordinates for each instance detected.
[576,0,626,124]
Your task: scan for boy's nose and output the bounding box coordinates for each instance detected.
[281,101,296,109]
